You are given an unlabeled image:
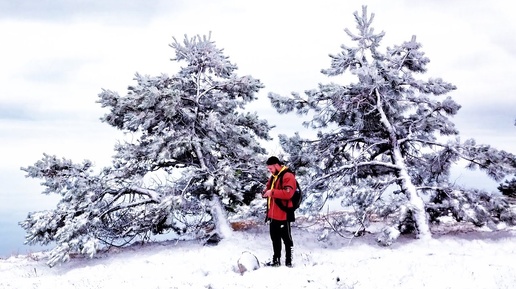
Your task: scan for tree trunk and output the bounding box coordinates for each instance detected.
[210,195,233,239]
[393,149,432,239]
[375,89,431,239]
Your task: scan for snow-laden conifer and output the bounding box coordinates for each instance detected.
[20,34,272,266]
[268,6,516,242]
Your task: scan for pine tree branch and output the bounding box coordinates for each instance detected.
[100,186,160,218]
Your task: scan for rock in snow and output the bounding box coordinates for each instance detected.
[236,251,260,275]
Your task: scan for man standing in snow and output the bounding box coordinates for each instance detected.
[262,156,296,267]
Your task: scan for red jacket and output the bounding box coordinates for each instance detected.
[264,166,297,221]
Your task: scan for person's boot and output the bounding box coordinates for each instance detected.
[264,256,280,267]
[285,246,293,268]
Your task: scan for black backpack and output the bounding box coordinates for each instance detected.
[272,168,303,222]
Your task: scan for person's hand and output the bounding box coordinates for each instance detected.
[263,190,272,197]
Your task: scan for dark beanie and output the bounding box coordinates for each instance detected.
[266,156,282,165]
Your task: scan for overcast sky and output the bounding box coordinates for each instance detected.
[1,0,515,255]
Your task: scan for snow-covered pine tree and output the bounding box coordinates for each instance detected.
[98,33,272,220]
[20,33,272,266]
[268,6,516,243]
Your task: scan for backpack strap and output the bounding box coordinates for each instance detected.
[274,168,295,212]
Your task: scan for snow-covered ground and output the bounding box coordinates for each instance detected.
[1,222,515,289]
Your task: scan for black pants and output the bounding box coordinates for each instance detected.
[269,219,293,260]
